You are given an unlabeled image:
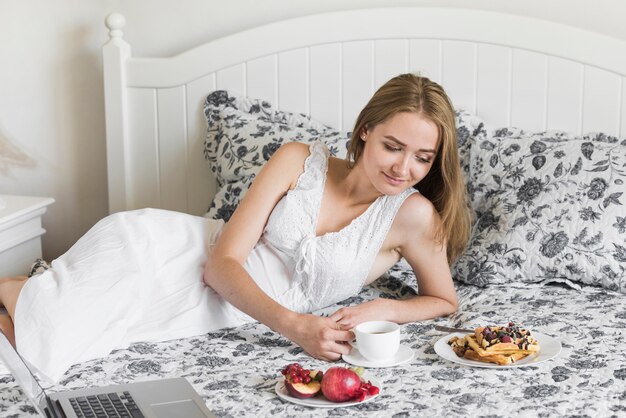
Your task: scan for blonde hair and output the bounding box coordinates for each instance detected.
[347,73,471,263]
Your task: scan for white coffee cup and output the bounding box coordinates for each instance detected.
[353,320,400,362]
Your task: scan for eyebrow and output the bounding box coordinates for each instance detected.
[384,135,437,154]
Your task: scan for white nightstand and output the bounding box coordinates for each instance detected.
[0,195,55,277]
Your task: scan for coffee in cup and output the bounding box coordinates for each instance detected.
[353,320,400,362]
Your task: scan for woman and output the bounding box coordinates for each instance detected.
[0,74,471,382]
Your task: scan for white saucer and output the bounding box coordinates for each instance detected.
[342,344,414,368]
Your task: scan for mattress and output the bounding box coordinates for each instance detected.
[1,267,624,417]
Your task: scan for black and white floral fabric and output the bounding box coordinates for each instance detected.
[3,102,626,416]
[454,128,626,293]
[454,109,490,187]
[203,90,351,221]
[27,258,50,278]
[203,90,483,223]
[2,276,625,417]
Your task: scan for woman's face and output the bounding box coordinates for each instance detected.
[359,111,439,195]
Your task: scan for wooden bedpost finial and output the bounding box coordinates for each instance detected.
[105,13,126,39]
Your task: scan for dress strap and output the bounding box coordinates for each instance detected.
[293,141,329,192]
[352,188,418,290]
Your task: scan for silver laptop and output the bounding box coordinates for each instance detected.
[0,331,215,418]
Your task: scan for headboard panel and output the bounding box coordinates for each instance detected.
[103,8,626,215]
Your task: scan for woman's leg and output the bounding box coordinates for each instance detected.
[0,314,15,346]
[0,277,27,317]
[0,277,27,346]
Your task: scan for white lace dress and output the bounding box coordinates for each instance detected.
[14,141,415,382]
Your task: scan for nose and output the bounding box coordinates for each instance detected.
[391,154,411,176]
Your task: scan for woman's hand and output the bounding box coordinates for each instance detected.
[284,313,354,361]
[328,298,391,330]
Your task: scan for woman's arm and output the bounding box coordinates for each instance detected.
[204,142,353,360]
[330,193,458,327]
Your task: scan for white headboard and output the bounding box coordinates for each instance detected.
[102,8,626,215]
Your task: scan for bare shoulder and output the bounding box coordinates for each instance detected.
[262,141,312,187]
[394,192,440,237]
[272,141,311,162]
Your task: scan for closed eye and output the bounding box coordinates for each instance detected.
[384,143,402,152]
[384,141,432,163]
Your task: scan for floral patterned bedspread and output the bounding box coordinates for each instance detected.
[1,269,625,417]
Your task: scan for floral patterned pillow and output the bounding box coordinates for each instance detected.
[454,109,489,192]
[203,91,485,222]
[203,90,351,221]
[454,128,626,293]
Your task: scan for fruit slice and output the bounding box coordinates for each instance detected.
[285,380,322,399]
[281,363,323,399]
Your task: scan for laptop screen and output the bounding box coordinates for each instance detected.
[0,331,49,417]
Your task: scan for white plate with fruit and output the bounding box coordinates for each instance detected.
[275,363,381,408]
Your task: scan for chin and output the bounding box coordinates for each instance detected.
[378,183,410,196]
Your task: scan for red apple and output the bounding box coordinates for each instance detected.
[320,367,362,402]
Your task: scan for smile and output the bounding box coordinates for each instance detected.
[383,173,406,185]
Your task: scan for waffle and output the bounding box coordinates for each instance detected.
[462,347,528,365]
[447,323,540,365]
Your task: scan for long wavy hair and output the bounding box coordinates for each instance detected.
[347,73,471,263]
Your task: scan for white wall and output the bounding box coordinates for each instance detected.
[1,0,626,262]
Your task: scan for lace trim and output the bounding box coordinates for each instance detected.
[293,141,328,192]
[353,188,418,294]
[307,188,417,307]
[291,142,328,296]
[316,195,380,240]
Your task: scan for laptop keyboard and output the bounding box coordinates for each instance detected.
[68,391,145,418]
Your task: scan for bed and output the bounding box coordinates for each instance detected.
[2,7,626,417]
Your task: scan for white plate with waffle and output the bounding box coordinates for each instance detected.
[434,332,562,368]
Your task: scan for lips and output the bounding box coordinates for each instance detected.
[383,173,406,186]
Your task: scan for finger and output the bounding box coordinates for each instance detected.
[333,321,353,331]
[327,312,355,330]
[328,328,355,343]
[312,348,342,362]
[328,310,343,322]
[337,318,354,329]
[340,342,354,355]
[318,344,351,361]
[330,340,353,356]
[323,352,343,361]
